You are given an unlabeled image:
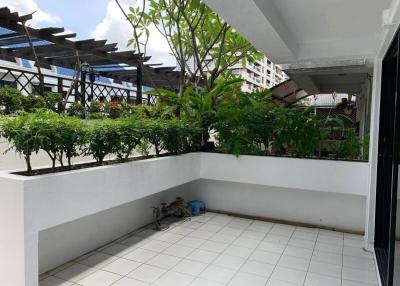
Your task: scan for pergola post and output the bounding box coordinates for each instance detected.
[127,89,131,103]
[80,71,86,108]
[136,64,143,105]
[57,77,63,112]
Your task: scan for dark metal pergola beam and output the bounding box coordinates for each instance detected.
[0,6,183,94]
[0,18,143,67]
[0,35,42,46]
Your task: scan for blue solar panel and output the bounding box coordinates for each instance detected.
[98,76,111,84]
[56,67,111,84]
[57,67,75,77]
[21,59,31,68]
[0,27,13,35]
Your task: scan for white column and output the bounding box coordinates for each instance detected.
[24,231,39,286]
[364,56,382,250]
[0,177,38,286]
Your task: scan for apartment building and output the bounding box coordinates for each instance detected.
[230,56,288,92]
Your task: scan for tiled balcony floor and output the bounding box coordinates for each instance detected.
[39,212,379,286]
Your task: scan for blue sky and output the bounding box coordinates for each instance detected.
[35,0,125,39]
[0,0,174,65]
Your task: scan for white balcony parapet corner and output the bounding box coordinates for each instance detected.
[0,152,369,286]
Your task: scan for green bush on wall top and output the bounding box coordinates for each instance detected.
[0,87,63,114]
[0,85,369,175]
[0,111,203,173]
[0,87,23,114]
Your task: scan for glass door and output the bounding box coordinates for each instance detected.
[376,31,400,286]
[394,175,400,284]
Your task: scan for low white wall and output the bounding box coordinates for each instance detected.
[39,183,190,273]
[0,154,200,286]
[0,152,370,286]
[25,154,200,231]
[200,153,369,196]
[188,179,366,233]
[0,176,25,286]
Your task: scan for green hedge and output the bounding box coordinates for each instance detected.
[0,87,369,173]
[0,87,63,114]
[213,91,368,160]
[0,111,202,173]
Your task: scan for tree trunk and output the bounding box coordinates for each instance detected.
[25,155,32,174]
[58,152,64,167]
[51,158,56,170]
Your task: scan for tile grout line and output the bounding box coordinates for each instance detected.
[107,213,247,285]
[302,228,321,286]
[41,213,367,286]
[52,215,312,285]
[223,219,274,286]
[183,214,266,285]
[341,233,345,286]
[264,227,295,286]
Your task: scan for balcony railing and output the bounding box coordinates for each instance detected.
[0,65,158,106]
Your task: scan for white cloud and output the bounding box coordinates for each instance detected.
[92,1,174,66]
[0,0,61,26]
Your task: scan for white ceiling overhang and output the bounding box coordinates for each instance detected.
[203,0,393,64]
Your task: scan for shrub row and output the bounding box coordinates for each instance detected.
[0,111,202,173]
[0,86,159,119]
[212,91,368,160]
[0,87,63,114]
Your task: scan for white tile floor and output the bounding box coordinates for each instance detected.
[39,212,379,286]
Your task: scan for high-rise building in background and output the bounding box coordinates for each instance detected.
[229,56,289,92]
[182,55,288,92]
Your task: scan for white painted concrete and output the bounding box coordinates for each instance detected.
[0,152,370,286]
[200,153,369,196]
[203,0,392,64]
[38,183,190,273]
[365,0,400,250]
[203,0,400,264]
[188,179,366,232]
[0,154,200,286]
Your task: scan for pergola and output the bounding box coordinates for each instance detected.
[0,7,180,105]
[270,79,308,106]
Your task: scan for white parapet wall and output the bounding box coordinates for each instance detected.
[0,152,369,286]
[200,153,369,196]
[193,153,369,232]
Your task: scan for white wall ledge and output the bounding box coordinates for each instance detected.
[0,152,370,286]
[200,153,369,196]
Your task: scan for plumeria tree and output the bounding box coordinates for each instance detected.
[121,0,261,95]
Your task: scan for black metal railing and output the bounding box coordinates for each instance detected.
[0,65,158,106]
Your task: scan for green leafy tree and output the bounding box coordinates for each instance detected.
[147,78,243,144]
[127,0,261,94]
[140,119,166,156]
[59,116,85,167]
[116,118,143,160]
[67,102,86,118]
[162,119,202,154]
[43,92,63,112]
[34,112,65,169]
[1,113,43,173]
[133,104,158,118]
[83,120,121,165]
[20,94,45,113]
[337,129,363,160]
[0,87,22,114]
